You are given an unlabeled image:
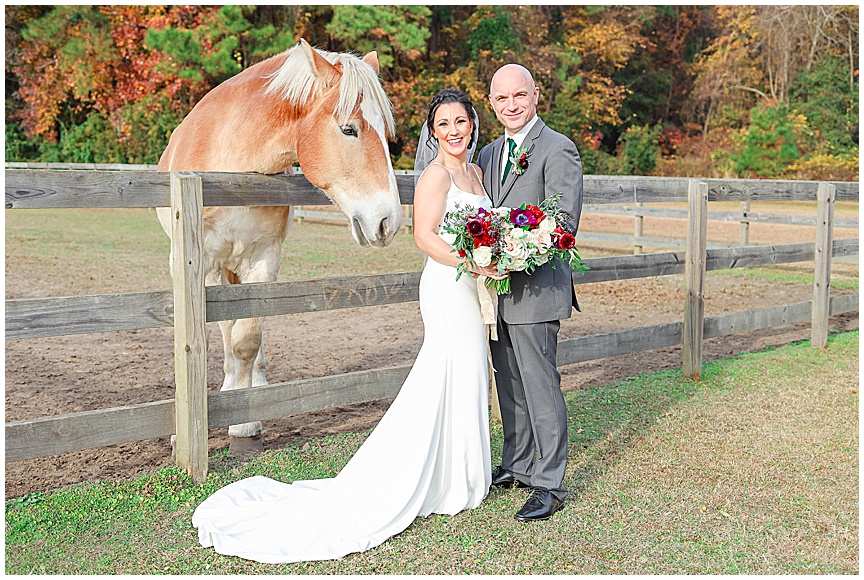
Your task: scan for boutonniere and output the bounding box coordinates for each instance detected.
[509,145,532,176]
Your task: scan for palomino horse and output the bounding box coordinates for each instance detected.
[157,39,402,454]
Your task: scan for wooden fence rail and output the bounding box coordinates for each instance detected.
[4,168,859,483]
[6,169,860,209]
[581,204,859,228]
[295,203,859,231]
[7,292,857,463]
[7,239,858,341]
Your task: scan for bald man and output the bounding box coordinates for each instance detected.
[476,64,583,522]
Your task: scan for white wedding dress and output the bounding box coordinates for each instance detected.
[192,170,493,563]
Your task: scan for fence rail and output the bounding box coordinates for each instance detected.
[6,292,857,463]
[6,169,860,209]
[5,167,859,482]
[296,204,859,229]
[6,239,859,341]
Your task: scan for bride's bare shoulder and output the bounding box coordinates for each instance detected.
[416,163,451,197]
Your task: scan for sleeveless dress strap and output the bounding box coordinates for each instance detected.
[426,161,455,186]
[426,162,487,198]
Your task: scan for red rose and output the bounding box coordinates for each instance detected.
[528,205,546,223]
[558,232,576,249]
[517,153,529,170]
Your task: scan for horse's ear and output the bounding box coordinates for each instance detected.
[299,38,340,86]
[362,51,380,74]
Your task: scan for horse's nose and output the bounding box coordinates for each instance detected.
[346,201,402,248]
[377,216,399,246]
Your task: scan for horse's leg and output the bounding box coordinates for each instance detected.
[225,315,266,454]
[217,269,239,395]
[225,251,281,455]
[252,334,268,388]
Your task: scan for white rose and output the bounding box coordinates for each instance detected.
[534,229,552,250]
[508,227,529,242]
[539,217,556,232]
[472,245,493,267]
[504,239,530,260]
[510,257,528,271]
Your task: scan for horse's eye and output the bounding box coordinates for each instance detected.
[341,125,358,137]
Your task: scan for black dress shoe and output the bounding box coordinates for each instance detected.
[514,488,564,521]
[491,466,530,489]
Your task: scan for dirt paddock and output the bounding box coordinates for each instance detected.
[5,210,859,499]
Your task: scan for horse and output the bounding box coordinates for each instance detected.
[157,39,402,454]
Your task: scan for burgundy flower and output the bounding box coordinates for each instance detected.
[510,208,536,227]
[508,145,532,176]
[467,219,484,237]
[558,232,576,249]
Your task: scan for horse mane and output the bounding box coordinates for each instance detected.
[265,43,395,137]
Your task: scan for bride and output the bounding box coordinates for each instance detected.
[192,88,502,563]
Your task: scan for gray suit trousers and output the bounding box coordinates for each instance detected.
[491,316,569,500]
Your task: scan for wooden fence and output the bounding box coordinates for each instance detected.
[5,168,859,484]
[292,186,859,253]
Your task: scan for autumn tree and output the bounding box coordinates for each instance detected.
[5,5,857,180]
[7,6,218,162]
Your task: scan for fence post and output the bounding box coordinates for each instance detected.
[811,182,836,349]
[170,171,209,484]
[633,201,644,254]
[682,179,708,379]
[739,199,750,246]
[404,205,413,234]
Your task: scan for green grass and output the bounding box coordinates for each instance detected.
[6,331,858,574]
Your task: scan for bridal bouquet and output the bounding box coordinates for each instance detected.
[441,193,588,294]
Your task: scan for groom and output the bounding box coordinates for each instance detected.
[477,64,583,522]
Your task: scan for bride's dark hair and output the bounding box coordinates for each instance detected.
[425,88,476,150]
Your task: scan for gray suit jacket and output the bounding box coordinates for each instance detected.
[477,118,583,324]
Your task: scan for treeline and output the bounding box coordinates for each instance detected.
[5,5,859,180]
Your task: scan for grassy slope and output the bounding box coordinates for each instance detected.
[6,331,858,574]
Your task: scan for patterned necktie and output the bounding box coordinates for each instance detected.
[502,138,516,185]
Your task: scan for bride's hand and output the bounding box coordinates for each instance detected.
[471,263,506,280]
